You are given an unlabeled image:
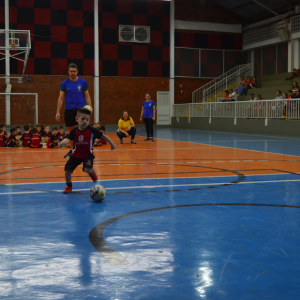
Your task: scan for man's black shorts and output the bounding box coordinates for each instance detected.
[65,154,95,173]
[64,109,78,127]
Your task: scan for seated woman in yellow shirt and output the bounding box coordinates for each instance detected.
[117,110,137,144]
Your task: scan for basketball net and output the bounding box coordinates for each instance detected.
[10,31,16,49]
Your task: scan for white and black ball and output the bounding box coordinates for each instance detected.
[90,185,106,202]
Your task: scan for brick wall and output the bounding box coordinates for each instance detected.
[174,78,210,104]
[0,75,169,126]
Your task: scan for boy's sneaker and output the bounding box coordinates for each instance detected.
[63,186,72,194]
[131,140,136,144]
[150,138,154,142]
[90,170,98,182]
[64,150,72,158]
[119,139,123,144]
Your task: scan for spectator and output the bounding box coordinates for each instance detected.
[282,93,288,118]
[47,127,59,148]
[36,124,43,138]
[117,110,137,144]
[272,90,283,118]
[94,125,107,146]
[6,128,20,147]
[20,125,31,147]
[242,76,252,95]
[291,81,299,95]
[250,77,257,89]
[283,68,300,80]
[0,128,6,147]
[0,125,8,138]
[236,76,245,95]
[42,125,52,142]
[286,90,293,119]
[28,127,43,148]
[247,94,257,118]
[228,89,236,101]
[256,94,264,118]
[58,126,65,141]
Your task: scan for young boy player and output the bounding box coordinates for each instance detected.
[20,125,31,147]
[47,127,59,148]
[0,129,6,147]
[59,108,116,194]
[28,128,43,148]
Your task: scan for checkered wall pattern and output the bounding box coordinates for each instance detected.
[254,43,288,77]
[0,0,170,77]
[175,31,243,51]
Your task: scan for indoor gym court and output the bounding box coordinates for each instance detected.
[1,127,300,300]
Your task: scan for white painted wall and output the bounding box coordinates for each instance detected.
[175,20,242,33]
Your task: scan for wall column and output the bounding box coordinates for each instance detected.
[94,0,99,123]
[5,0,10,125]
[250,50,254,76]
[169,0,175,124]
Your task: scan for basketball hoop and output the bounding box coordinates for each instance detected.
[10,43,16,49]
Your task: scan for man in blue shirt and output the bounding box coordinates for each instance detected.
[56,63,92,158]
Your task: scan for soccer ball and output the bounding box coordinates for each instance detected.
[83,105,93,112]
[90,185,106,202]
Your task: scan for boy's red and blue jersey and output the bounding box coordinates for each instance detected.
[21,133,32,147]
[29,135,41,148]
[0,135,6,147]
[68,126,103,159]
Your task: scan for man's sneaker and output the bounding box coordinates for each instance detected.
[144,138,150,141]
[120,139,123,144]
[64,150,72,158]
[131,140,136,144]
[150,138,154,142]
[63,186,72,194]
[90,170,98,182]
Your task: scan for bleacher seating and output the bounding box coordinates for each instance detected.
[237,73,300,101]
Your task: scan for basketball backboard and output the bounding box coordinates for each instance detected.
[0,29,31,82]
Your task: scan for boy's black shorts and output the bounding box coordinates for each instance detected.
[64,109,78,127]
[65,154,95,173]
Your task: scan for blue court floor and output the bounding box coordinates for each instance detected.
[1,128,300,300]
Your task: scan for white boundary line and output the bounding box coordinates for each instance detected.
[1,179,300,195]
[4,172,295,186]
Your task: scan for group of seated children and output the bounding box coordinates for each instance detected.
[0,122,107,148]
[236,76,257,96]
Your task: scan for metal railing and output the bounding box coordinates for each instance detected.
[291,15,300,33]
[243,19,287,45]
[192,64,251,103]
[173,98,300,125]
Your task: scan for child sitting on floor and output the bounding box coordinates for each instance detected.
[94,125,107,146]
[58,126,65,141]
[0,125,9,139]
[6,128,21,147]
[42,125,52,142]
[28,127,43,148]
[20,125,31,148]
[36,124,43,138]
[0,129,6,147]
[47,127,59,148]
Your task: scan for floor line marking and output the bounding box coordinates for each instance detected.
[2,179,300,195]
[152,135,300,158]
[4,172,298,185]
[187,162,197,164]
